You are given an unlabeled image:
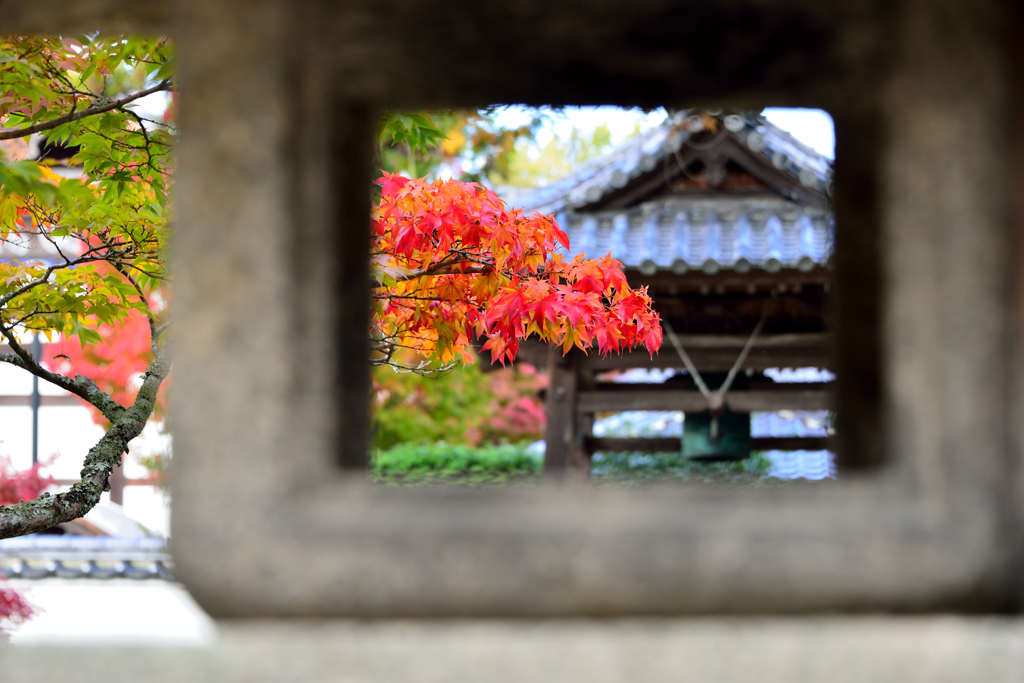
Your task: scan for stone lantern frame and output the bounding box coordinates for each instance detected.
[8,0,1024,618]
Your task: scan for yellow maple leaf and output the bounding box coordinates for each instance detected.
[440,128,466,156]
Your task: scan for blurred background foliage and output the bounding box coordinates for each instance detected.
[372,442,541,486]
[376,107,632,188]
[371,360,546,451]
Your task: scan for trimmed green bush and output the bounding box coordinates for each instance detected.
[371,442,776,486]
[371,443,542,486]
[591,450,774,486]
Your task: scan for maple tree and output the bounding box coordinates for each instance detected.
[0,34,173,541]
[371,172,661,370]
[373,109,661,373]
[369,109,653,452]
[0,35,662,549]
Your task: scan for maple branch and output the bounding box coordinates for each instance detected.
[0,323,126,423]
[126,264,168,282]
[0,247,111,309]
[123,108,160,175]
[392,263,491,283]
[0,346,170,539]
[378,247,550,285]
[8,307,59,328]
[117,267,161,356]
[0,79,172,141]
[371,294,449,301]
[36,225,76,265]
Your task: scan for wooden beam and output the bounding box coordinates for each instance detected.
[581,347,830,371]
[480,334,832,372]
[577,387,833,412]
[729,390,832,412]
[579,390,705,412]
[650,333,829,348]
[586,436,830,453]
[587,380,833,390]
[587,437,680,452]
[627,267,830,293]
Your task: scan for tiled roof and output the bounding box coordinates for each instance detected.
[501,112,834,276]
[558,199,832,276]
[0,536,172,580]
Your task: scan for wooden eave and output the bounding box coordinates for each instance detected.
[578,129,829,212]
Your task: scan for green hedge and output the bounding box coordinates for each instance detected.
[590,450,774,485]
[371,443,775,486]
[371,443,542,486]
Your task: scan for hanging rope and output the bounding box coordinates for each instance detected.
[662,289,777,440]
[662,321,715,404]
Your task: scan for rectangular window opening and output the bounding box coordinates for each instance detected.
[370,105,842,487]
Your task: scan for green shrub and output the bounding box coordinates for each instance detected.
[371,443,542,486]
[591,450,775,486]
[371,442,777,487]
[371,363,546,450]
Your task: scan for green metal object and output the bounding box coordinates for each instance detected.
[666,371,755,461]
[683,409,752,461]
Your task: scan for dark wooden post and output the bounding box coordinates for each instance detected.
[544,349,595,479]
[831,108,883,470]
[571,369,596,479]
[543,348,577,477]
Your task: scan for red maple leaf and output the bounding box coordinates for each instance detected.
[372,176,661,365]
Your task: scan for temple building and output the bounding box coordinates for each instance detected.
[500,110,835,475]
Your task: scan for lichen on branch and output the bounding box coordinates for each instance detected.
[0,349,169,540]
[0,35,174,538]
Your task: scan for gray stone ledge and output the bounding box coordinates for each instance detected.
[4,617,1024,682]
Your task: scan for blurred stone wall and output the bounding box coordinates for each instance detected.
[5,0,1024,679]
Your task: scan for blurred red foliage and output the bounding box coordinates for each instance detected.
[46,310,166,424]
[467,363,547,445]
[0,577,34,636]
[0,457,49,634]
[372,360,548,450]
[0,456,55,506]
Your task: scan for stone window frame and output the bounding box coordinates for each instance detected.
[22,1,1021,617]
